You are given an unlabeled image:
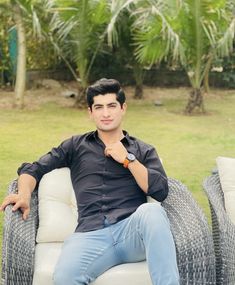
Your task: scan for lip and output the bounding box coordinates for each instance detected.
[101,120,113,124]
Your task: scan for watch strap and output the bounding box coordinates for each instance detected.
[123,158,130,168]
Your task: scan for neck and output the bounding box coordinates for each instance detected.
[98,129,124,145]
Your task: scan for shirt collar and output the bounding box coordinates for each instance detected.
[86,130,134,146]
[121,130,134,146]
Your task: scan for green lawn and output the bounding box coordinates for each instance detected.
[0,87,235,252]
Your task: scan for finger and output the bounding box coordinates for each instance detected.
[0,202,12,211]
[22,208,30,220]
[12,201,23,212]
[104,148,111,156]
[0,196,16,211]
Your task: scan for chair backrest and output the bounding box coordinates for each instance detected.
[36,167,78,243]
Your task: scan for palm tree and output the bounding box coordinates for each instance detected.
[0,4,14,86]
[11,1,27,109]
[132,0,235,113]
[48,0,111,107]
[0,0,50,108]
[107,0,146,99]
[107,1,146,99]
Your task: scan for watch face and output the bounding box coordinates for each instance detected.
[127,153,136,162]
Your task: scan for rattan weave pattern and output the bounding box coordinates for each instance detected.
[1,180,38,285]
[203,173,235,285]
[163,178,216,285]
[1,177,216,285]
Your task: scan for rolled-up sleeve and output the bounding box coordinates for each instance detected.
[17,137,74,183]
[144,147,168,202]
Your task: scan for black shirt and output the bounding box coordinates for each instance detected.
[18,131,168,232]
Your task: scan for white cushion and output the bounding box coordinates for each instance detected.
[36,168,78,243]
[34,168,153,284]
[33,243,151,285]
[93,262,151,285]
[33,243,63,285]
[216,156,235,224]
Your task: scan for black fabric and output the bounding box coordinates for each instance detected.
[18,131,168,232]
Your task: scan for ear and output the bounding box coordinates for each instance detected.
[122,103,127,114]
[88,107,93,119]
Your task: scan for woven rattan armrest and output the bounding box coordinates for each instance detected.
[1,179,39,285]
[203,173,235,285]
[163,178,216,285]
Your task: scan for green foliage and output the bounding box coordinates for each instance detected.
[222,71,235,88]
[0,11,12,85]
[26,36,60,70]
[131,0,235,90]
[90,50,135,84]
[221,44,235,88]
[49,0,111,88]
[132,0,184,66]
[0,0,62,86]
[0,2,16,84]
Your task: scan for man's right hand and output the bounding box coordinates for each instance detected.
[0,173,36,220]
[0,193,31,220]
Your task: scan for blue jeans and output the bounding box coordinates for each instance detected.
[53,203,180,285]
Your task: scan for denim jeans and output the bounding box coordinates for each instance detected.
[53,203,180,285]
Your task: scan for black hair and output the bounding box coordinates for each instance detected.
[86,78,126,109]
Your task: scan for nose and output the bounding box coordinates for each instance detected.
[103,107,110,117]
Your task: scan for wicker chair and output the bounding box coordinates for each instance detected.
[203,172,235,285]
[2,176,216,285]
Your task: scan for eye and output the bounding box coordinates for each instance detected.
[109,104,117,108]
[94,105,103,110]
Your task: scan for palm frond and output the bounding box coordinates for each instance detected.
[217,17,235,57]
[133,1,185,66]
[107,0,135,47]
[47,0,110,84]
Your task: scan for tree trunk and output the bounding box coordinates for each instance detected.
[134,84,143,99]
[185,88,205,114]
[13,3,26,109]
[203,55,213,94]
[133,63,144,99]
[203,71,210,94]
[74,85,87,108]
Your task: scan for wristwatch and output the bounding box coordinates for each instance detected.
[123,153,136,168]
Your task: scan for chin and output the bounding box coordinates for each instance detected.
[98,126,118,132]
[100,128,115,132]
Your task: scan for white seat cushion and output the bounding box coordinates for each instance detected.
[34,168,152,284]
[33,243,63,285]
[36,168,78,243]
[93,262,151,285]
[33,243,151,285]
[216,156,235,224]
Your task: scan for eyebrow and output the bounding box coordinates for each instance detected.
[93,104,103,108]
[93,102,118,108]
[107,102,118,106]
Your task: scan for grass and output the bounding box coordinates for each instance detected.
[0,86,235,262]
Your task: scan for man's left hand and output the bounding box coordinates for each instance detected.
[104,142,127,164]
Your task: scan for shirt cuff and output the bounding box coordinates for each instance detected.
[17,162,41,183]
[147,168,168,202]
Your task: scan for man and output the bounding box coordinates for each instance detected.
[0,78,179,285]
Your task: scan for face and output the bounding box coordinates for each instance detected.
[88,93,126,133]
